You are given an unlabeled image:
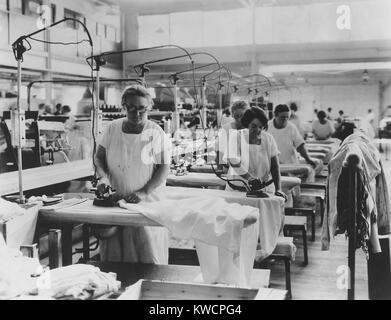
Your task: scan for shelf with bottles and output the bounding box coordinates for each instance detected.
[99,104,126,120]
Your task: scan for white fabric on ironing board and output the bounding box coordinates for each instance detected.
[159,187,285,260]
[280,164,315,182]
[118,193,259,287]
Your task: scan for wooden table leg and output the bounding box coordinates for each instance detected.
[61,223,73,266]
[83,224,90,262]
[49,229,61,269]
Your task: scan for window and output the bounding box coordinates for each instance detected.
[0,0,8,11]
[96,22,105,37]
[138,14,170,47]
[106,25,116,41]
[51,3,56,23]
[9,0,22,13]
[169,11,204,47]
[64,8,84,30]
[27,0,42,16]
[203,9,252,47]
[85,18,96,36]
[138,9,251,48]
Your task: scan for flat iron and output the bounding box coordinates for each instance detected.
[92,185,117,207]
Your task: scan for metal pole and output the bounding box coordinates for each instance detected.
[172,82,180,135]
[201,80,207,130]
[217,84,223,128]
[16,59,24,204]
[94,68,101,138]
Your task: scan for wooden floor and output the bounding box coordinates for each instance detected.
[265,215,369,300]
[266,154,391,300]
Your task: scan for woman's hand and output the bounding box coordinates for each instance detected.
[125,190,148,203]
[96,177,110,195]
[275,190,287,202]
[307,158,317,169]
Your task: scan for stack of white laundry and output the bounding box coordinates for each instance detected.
[0,236,43,300]
[0,234,120,300]
[0,197,27,221]
[37,264,121,300]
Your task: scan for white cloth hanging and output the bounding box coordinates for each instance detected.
[118,194,259,287]
[321,132,382,254]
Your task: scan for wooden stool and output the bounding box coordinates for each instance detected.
[285,207,316,241]
[257,237,296,300]
[283,216,308,265]
[299,183,326,226]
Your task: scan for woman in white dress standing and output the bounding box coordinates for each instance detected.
[225,106,286,201]
[94,85,171,263]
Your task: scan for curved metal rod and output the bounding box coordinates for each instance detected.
[170,62,218,77]
[12,18,93,61]
[86,44,194,69]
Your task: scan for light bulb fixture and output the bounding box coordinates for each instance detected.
[155,27,165,34]
[362,69,369,82]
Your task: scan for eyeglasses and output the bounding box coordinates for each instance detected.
[122,104,148,114]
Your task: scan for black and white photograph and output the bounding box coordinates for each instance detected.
[1,0,391,306]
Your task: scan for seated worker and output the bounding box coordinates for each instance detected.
[267,104,316,168]
[312,110,335,140]
[289,102,305,138]
[54,103,62,115]
[225,106,286,201]
[94,85,171,263]
[335,110,344,129]
[62,105,77,131]
[216,100,250,167]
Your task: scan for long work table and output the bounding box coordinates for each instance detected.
[0,159,93,196]
[167,172,300,192]
[39,186,284,267]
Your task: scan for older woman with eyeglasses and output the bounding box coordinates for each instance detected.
[94,85,171,263]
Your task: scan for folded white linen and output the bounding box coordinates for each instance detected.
[0,237,43,300]
[37,264,121,300]
[0,198,26,221]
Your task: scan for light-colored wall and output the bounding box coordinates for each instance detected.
[51,0,120,29]
[270,83,381,126]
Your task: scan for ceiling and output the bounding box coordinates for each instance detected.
[108,0,391,86]
[114,0,369,14]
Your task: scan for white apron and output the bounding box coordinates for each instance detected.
[226,131,275,193]
[99,120,169,264]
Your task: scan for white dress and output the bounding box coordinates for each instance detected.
[225,129,280,193]
[267,120,304,164]
[98,119,170,264]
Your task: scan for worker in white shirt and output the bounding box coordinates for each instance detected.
[267,104,316,167]
[289,102,305,138]
[312,110,335,140]
[365,109,375,128]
